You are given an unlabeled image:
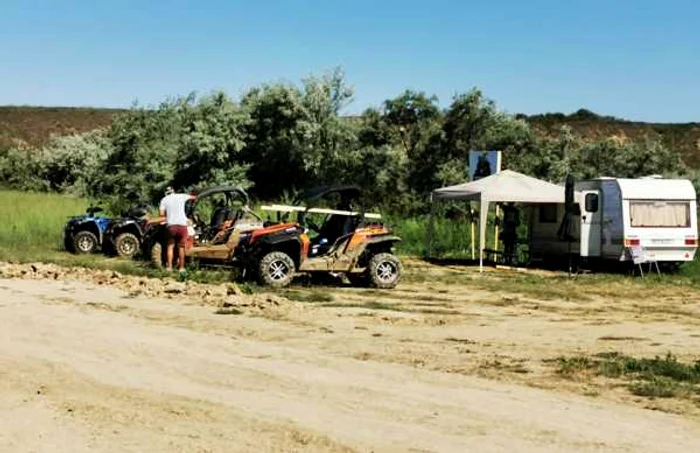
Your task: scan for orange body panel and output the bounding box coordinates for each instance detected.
[347,226,391,251]
[249,222,298,243]
[300,234,311,261]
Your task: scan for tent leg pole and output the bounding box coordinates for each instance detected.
[494,204,499,251]
[471,220,475,260]
[427,197,435,259]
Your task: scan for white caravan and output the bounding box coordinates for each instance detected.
[529,177,698,265]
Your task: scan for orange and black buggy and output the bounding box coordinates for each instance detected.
[237,186,402,288]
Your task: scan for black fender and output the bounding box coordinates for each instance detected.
[247,231,304,267]
[107,219,145,241]
[141,224,167,255]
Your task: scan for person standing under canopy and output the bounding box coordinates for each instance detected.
[500,202,520,264]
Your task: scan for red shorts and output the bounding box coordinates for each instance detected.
[167,225,188,247]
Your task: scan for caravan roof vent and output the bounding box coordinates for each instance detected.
[640,174,663,180]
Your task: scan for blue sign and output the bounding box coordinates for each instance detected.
[468,150,502,180]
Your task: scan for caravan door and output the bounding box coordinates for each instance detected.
[580,190,602,257]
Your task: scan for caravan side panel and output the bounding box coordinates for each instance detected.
[529,203,580,260]
[601,180,624,259]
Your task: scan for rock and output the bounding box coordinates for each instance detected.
[164,282,186,294]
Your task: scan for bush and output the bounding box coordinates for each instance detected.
[0,131,111,195]
[0,70,691,217]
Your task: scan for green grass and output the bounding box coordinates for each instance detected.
[389,215,473,258]
[679,257,700,284]
[387,208,528,259]
[550,352,700,400]
[0,190,88,257]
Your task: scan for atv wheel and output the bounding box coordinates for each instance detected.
[114,233,140,258]
[73,231,99,254]
[150,242,165,268]
[258,251,295,288]
[367,253,402,289]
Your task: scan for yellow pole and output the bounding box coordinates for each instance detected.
[470,218,475,260]
[494,204,500,251]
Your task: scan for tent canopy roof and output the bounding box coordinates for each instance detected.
[432,170,566,203]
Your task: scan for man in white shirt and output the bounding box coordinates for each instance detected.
[155,187,196,272]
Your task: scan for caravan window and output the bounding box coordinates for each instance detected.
[629,201,691,228]
[585,193,599,213]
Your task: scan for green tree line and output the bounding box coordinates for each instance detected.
[0,68,689,214]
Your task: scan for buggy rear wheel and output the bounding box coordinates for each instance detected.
[367,253,402,289]
[150,242,165,268]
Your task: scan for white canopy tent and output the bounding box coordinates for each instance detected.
[429,170,567,271]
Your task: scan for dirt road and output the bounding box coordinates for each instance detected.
[2,271,700,452]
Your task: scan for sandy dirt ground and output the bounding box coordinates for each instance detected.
[2,261,700,452]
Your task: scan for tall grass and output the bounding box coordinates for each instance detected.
[0,190,87,258]
[388,215,474,258]
[387,211,513,259]
[679,256,700,283]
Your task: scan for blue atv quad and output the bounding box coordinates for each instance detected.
[63,206,111,254]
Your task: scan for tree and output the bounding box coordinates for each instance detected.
[173,91,250,190]
[241,68,356,200]
[91,98,186,211]
[381,90,441,159]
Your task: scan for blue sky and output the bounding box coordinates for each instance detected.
[1,0,698,122]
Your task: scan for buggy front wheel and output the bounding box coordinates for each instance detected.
[258,251,295,288]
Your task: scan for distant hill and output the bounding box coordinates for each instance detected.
[0,106,124,149]
[1,105,699,167]
[521,109,700,167]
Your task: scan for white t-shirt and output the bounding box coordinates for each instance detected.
[159,193,191,226]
